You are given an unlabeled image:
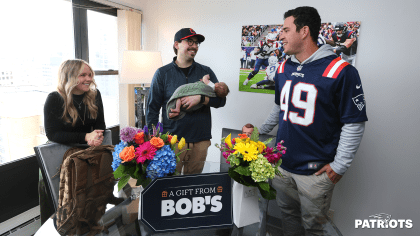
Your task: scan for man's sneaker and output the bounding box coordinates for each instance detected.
[251,84,264,89]
[243,79,249,85]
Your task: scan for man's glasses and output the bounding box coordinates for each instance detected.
[184,39,200,47]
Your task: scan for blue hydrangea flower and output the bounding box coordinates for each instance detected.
[111,141,127,171]
[146,145,177,180]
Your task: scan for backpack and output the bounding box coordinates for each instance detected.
[55,145,123,236]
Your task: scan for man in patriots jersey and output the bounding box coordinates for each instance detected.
[331,22,358,65]
[243,33,279,85]
[258,7,367,236]
[250,55,278,90]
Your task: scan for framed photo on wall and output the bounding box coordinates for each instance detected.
[239,22,361,94]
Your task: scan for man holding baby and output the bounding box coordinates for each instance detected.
[146,28,227,175]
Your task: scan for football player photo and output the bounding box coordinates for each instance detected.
[239,22,361,94]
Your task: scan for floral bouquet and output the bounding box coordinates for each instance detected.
[215,127,286,200]
[112,122,186,191]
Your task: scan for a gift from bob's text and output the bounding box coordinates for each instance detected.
[140,172,233,232]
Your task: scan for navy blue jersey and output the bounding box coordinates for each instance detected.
[274,55,367,175]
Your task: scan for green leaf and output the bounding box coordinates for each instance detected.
[132,164,143,179]
[234,166,251,176]
[227,156,238,167]
[136,176,152,188]
[257,184,277,200]
[250,127,259,142]
[275,158,282,168]
[118,174,130,191]
[125,163,136,177]
[176,149,188,157]
[263,137,273,146]
[160,134,168,142]
[113,164,126,179]
[228,167,256,187]
[228,167,242,183]
[239,175,256,187]
[274,159,283,177]
[142,163,148,173]
[258,182,270,192]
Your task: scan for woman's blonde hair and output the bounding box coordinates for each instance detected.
[57,59,98,126]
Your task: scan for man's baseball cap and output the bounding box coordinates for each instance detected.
[174,28,205,43]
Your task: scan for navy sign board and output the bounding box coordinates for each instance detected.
[140,172,233,232]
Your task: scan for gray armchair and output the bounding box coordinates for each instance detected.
[34,130,112,211]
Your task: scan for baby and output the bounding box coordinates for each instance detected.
[166,74,229,120]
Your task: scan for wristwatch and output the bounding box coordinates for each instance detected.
[200,95,206,104]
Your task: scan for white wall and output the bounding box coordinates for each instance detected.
[119,0,420,235]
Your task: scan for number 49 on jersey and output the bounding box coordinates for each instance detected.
[280,81,318,127]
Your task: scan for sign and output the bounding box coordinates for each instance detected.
[140,172,233,232]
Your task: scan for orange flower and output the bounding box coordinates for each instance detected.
[119,146,135,162]
[134,132,145,145]
[167,135,173,143]
[238,133,248,139]
[150,137,164,148]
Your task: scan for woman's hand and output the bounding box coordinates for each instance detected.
[85,130,104,146]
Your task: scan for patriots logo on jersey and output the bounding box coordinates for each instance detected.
[352,94,366,111]
[291,72,304,78]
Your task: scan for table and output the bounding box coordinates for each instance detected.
[35,161,343,236]
[35,161,234,236]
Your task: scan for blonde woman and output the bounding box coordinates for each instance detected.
[44,59,105,146]
[40,59,106,224]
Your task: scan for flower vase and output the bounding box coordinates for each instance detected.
[232,181,260,228]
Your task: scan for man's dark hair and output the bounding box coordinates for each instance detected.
[284,6,321,43]
[173,40,182,55]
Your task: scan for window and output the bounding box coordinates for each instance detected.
[0,0,119,164]
[87,10,119,127]
[0,0,74,164]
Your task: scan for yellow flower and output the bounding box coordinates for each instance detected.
[171,135,178,145]
[234,142,259,162]
[225,133,232,149]
[256,141,266,153]
[178,137,186,150]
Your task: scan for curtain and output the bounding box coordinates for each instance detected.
[118,10,142,127]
